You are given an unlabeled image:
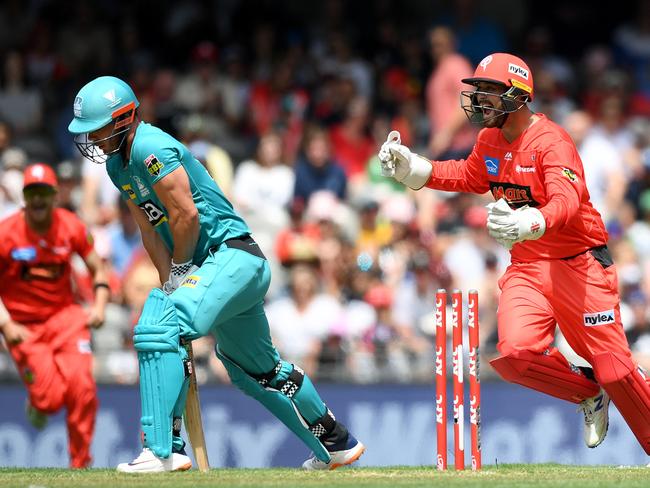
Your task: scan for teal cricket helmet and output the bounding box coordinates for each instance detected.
[68,76,140,163]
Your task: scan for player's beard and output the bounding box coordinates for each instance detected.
[482,108,509,129]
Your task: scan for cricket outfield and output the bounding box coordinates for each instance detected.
[2,465,650,488]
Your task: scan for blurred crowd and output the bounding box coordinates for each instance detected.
[2,0,650,384]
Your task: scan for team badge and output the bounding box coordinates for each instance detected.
[561,167,577,182]
[144,154,164,176]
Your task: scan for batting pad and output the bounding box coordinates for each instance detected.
[592,352,650,454]
[490,349,600,403]
[134,289,187,459]
[216,346,332,463]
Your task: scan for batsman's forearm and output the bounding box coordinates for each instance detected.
[142,230,172,284]
[169,210,200,264]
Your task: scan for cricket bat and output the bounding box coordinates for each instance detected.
[183,341,210,472]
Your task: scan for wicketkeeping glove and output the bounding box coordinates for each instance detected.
[486,198,546,248]
[162,260,200,295]
[378,130,432,190]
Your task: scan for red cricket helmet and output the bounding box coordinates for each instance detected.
[460,53,534,126]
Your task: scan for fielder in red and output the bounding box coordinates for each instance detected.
[379,52,650,457]
[0,163,110,468]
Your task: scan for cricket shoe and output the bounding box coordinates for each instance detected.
[577,388,610,448]
[116,447,192,473]
[25,401,48,430]
[302,434,365,470]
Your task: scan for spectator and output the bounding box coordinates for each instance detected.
[426,26,477,159]
[293,125,347,202]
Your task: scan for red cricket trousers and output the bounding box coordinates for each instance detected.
[8,304,98,468]
[497,248,631,363]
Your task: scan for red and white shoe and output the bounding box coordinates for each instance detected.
[117,447,192,473]
[302,435,365,470]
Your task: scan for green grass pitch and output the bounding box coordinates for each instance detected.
[2,465,650,488]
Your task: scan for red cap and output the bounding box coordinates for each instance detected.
[462,53,534,100]
[23,163,58,189]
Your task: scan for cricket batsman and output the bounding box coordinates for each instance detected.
[0,163,110,468]
[379,52,650,456]
[68,76,365,472]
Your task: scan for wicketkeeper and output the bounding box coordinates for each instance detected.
[379,52,650,457]
[68,76,365,472]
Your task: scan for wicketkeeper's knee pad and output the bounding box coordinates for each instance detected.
[490,349,599,403]
[592,351,650,454]
[216,345,333,463]
[134,288,188,458]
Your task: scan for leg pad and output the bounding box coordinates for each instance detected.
[490,349,600,403]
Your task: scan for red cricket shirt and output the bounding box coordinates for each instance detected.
[0,208,94,323]
[425,114,608,262]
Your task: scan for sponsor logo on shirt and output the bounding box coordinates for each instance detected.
[122,184,136,199]
[181,275,200,288]
[489,182,540,208]
[138,200,168,227]
[144,154,164,176]
[515,165,536,173]
[504,152,513,161]
[562,167,578,182]
[11,246,37,261]
[133,175,150,197]
[485,156,500,175]
[583,309,615,326]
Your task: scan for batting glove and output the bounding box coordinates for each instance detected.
[486,198,546,247]
[162,260,200,295]
[378,130,432,190]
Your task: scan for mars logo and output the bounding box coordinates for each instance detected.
[479,55,493,71]
[489,182,539,208]
[583,310,615,326]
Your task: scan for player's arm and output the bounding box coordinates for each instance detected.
[125,199,172,284]
[379,131,488,193]
[0,296,30,345]
[81,249,110,329]
[152,166,200,265]
[537,142,585,232]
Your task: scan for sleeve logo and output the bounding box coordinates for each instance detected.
[484,156,500,175]
[144,154,164,176]
[561,167,577,182]
[138,200,168,227]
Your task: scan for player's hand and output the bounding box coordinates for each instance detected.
[87,305,105,329]
[486,198,546,247]
[0,320,31,345]
[378,130,432,190]
[162,260,200,295]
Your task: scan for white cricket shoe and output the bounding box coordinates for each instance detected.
[302,434,365,470]
[117,447,192,473]
[578,389,610,448]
